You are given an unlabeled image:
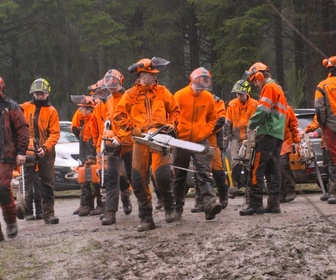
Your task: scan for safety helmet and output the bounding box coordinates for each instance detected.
[190,67,212,91]
[231,80,251,94]
[322,56,336,68]
[78,96,94,108]
[128,57,170,74]
[29,78,51,94]
[0,76,5,91]
[103,69,124,89]
[246,62,269,82]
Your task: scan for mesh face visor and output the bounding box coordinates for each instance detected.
[103,74,120,89]
[93,87,110,101]
[192,75,213,91]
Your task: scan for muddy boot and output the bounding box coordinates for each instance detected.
[240,195,264,216]
[155,199,163,210]
[191,182,203,213]
[228,187,238,199]
[16,203,25,220]
[101,211,116,226]
[265,195,281,213]
[191,203,204,213]
[7,222,18,238]
[327,195,336,204]
[204,202,222,220]
[89,205,104,216]
[0,224,4,242]
[175,207,183,221]
[25,214,35,221]
[73,205,84,215]
[137,216,156,232]
[165,209,175,223]
[284,192,296,202]
[35,213,43,220]
[78,206,92,217]
[121,191,132,215]
[320,193,330,201]
[44,216,59,224]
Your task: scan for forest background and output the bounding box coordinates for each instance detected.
[0,0,335,120]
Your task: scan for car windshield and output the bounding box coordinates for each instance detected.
[58,122,78,144]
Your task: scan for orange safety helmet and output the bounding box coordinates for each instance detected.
[322,56,336,68]
[128,57,170,74]
[190,67,212,91]
[78,96,94,108]
[0,76,5,92]
[103,69,124,89]
[246,62,269,82]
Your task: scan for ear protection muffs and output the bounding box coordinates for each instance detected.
[254,71,264,81]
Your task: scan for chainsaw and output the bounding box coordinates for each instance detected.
[132,126,206,154]
[235,129,256,167]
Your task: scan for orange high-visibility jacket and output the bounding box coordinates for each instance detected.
[90,101,107,153]
[315,76,336,132]
[21,101,60,154]
[208,95,226,147]
[174,85,216,143]
[71,109,92,142]
[105,91,133,147]
[225,95,258,144]
[114,83,180,133]
[280,105,300,156]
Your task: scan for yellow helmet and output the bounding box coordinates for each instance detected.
[231,80,251,94]
[29,78,51,94]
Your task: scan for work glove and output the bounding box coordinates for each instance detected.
[132,127,142,137]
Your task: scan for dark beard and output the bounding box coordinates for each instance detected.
[32,98,50,107]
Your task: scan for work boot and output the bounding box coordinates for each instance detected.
[165,209,175,223]
[16,203,25,220]
[155,199,163,210]
[264,206,281,213]
[205,202,222,220]
[35,213,43,220]
[121,196,132,215]
[228,187,238,199]
[78,206,92,217]
[137,216,156,232]
[191,204,204,213]
[7,222,18,238]
[239,205,265,216]
[220,198,228,210]
[89,206,104,216]
[175,208,183,221]
[284,193,296,202]
[101,211,116,226]
[0,224,4,242]
[327,195,336,204]
[44,216,59,224]
[73,205,84,215]
[25,214,35,221]
[321,193,330,201]
[265,195,281,213]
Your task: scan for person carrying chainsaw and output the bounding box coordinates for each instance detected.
[21,78,60,224]
[223,80,258,199]
[0,76,29,241]
[70,95,97,217]
[173,67,222,221]
[239,63,287,216]
[114,57,179,231]
[191,93,229,213]
[279,105,300,203]
[315,56,336,204]
[95,69,133,225]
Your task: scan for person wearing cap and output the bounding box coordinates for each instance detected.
[114,57,179,231]
[239,63,287,216]
[70,95,97,217]
[21,78,60,224]
[173,67,222,221]
[315,56,336,204]
[223,80,258,199]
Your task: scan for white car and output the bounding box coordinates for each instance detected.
[54,121,80,191]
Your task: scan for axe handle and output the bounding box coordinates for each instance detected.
[224,152,234,188]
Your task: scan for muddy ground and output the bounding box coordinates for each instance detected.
[1,186,336,280]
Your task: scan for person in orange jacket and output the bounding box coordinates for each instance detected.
[223,80,258,199]
[0,76,29,241]
[315,56,336,204]
[21,78,60,224]
[114,57,179,231]
[279,105,301,203]
[239,63,287,216]
[173,67,222,221]
[96,69,133,225]
[191,93,229,212]
[71,96,97,217]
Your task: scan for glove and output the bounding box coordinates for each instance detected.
[132,127,142,137]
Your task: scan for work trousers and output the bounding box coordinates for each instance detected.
[0,163,17,224]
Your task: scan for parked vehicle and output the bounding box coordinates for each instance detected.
[54,121,80,191]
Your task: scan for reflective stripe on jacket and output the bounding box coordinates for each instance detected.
[174,85,216,143]
[248,80,287,140]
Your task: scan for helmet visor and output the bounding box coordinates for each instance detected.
[103,75,120,89]
[93,87,110,100]
[193,75,212,91]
